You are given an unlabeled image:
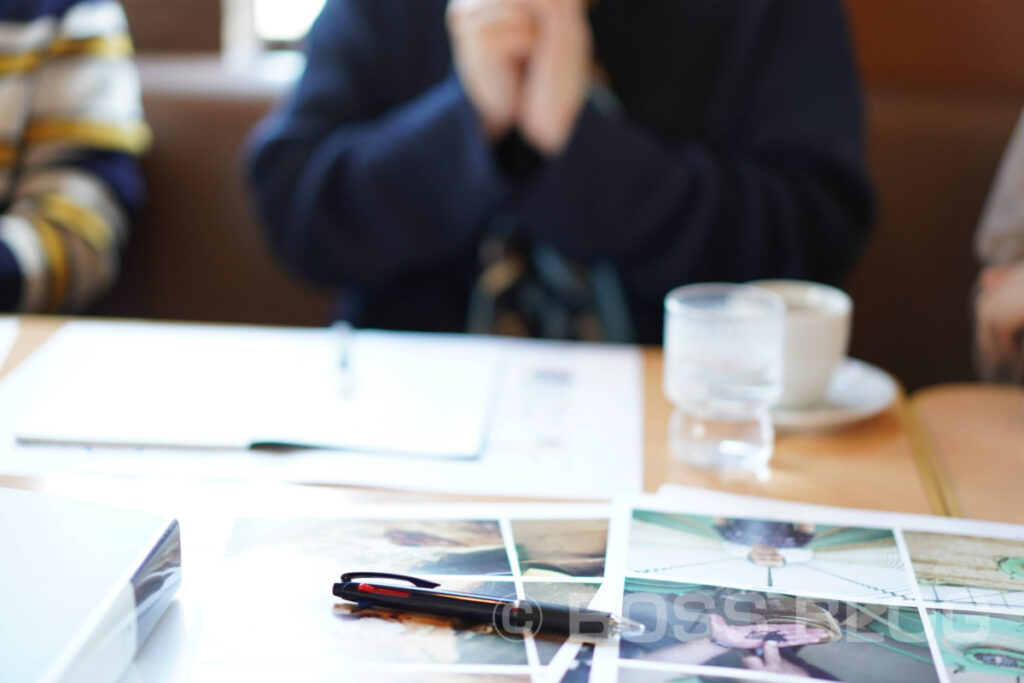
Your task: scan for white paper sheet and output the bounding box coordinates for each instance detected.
[0,321,644,498]
[14,322,496,457]
[0,316,16,372]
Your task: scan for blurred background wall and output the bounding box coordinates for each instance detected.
[122,0,221,52]
[845,0,1024,389]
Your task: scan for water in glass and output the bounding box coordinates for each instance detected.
[663,284,784,471]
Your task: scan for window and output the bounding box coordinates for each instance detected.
[221,0,325,63]
[253,0,326,44]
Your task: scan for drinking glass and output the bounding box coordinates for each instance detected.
[663,283,785,471]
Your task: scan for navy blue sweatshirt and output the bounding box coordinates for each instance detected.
[248,0,873,343]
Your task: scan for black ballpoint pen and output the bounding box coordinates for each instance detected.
[332,572,644,641]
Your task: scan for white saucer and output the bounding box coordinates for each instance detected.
[771,358,898,432]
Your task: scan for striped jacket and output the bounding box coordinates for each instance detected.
[0,0,148,312]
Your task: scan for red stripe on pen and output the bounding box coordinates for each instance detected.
[357,583,410,598]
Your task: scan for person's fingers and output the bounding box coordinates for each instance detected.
[519,0,584,16]
[518,0,585,32]
[448,0,527,14]
[975,288,1003,374]
[993,321,1023,370]
[450,2,536,58]
[448,0,522,39]
[741,654,766,671]
[708,613,727,632]
[975,274,1024,375]
[450,0,531,29]
[980,264,1013,291]
[458,6,536,55]
[517,0,554,15]
[455,11,531,43]
[983,292,1024,370]
[976,321,1001,378]
[475,5,533,33]
[483,25,536,61]
[762,640,782,666]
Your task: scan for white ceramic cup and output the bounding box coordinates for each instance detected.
[749,280,852,410]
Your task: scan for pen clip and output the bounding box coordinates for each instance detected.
[339,571,440,589]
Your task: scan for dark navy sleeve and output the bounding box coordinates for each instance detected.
[247,0,511,288]
[71,152,146,217]
[514,0,873,301]
[0,242,21,310]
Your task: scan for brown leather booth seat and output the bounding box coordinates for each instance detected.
[844,0,1024,389]
[93,56,333,326]
[847,91,1023,390]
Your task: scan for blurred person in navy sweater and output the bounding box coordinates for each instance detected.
[248,0,873,343]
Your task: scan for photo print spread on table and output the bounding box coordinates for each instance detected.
[512,519,609,578]
[193,505,610,681]
[194,664,535,683]
[521,582,602,665]
[615,668,773,683]
[928,608,1024,682]
[575,490,1024,682]
[626,509,915,603]
[614,578,940,683]
[224,517,514,576]
[905,531,1024,610]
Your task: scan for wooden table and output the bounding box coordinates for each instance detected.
[0,315,936,514]
[909,383,1024,524]
[0,315,950,681]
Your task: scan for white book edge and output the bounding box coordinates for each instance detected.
[43,519,181,683]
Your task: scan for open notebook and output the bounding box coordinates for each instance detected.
[13,322,498,459]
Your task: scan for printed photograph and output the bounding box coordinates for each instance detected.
[365,676,531,683]
[929,609,1024,681]
[201,561,528,667]
[195,663,533,682]
[618,578,941,682]
[226,517,513,576]
[521,582,601,664]
[906,531,1024,608]
[197,515,614,677]
[558,643,595,683]
[366,676,530,683]
[197,518,529,670]
[511,518,608,577]
[333,578,529,666]
[627,509,914,602]
[616,668,754,683]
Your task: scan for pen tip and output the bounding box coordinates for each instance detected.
[611,616,646,638]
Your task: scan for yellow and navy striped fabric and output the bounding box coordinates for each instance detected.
[0,0,149,312]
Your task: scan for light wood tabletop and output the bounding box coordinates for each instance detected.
[909,383,1024,524]
[1,315,936,514]
[643,350,935,513]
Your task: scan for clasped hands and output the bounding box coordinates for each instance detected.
[447,0,591,156]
